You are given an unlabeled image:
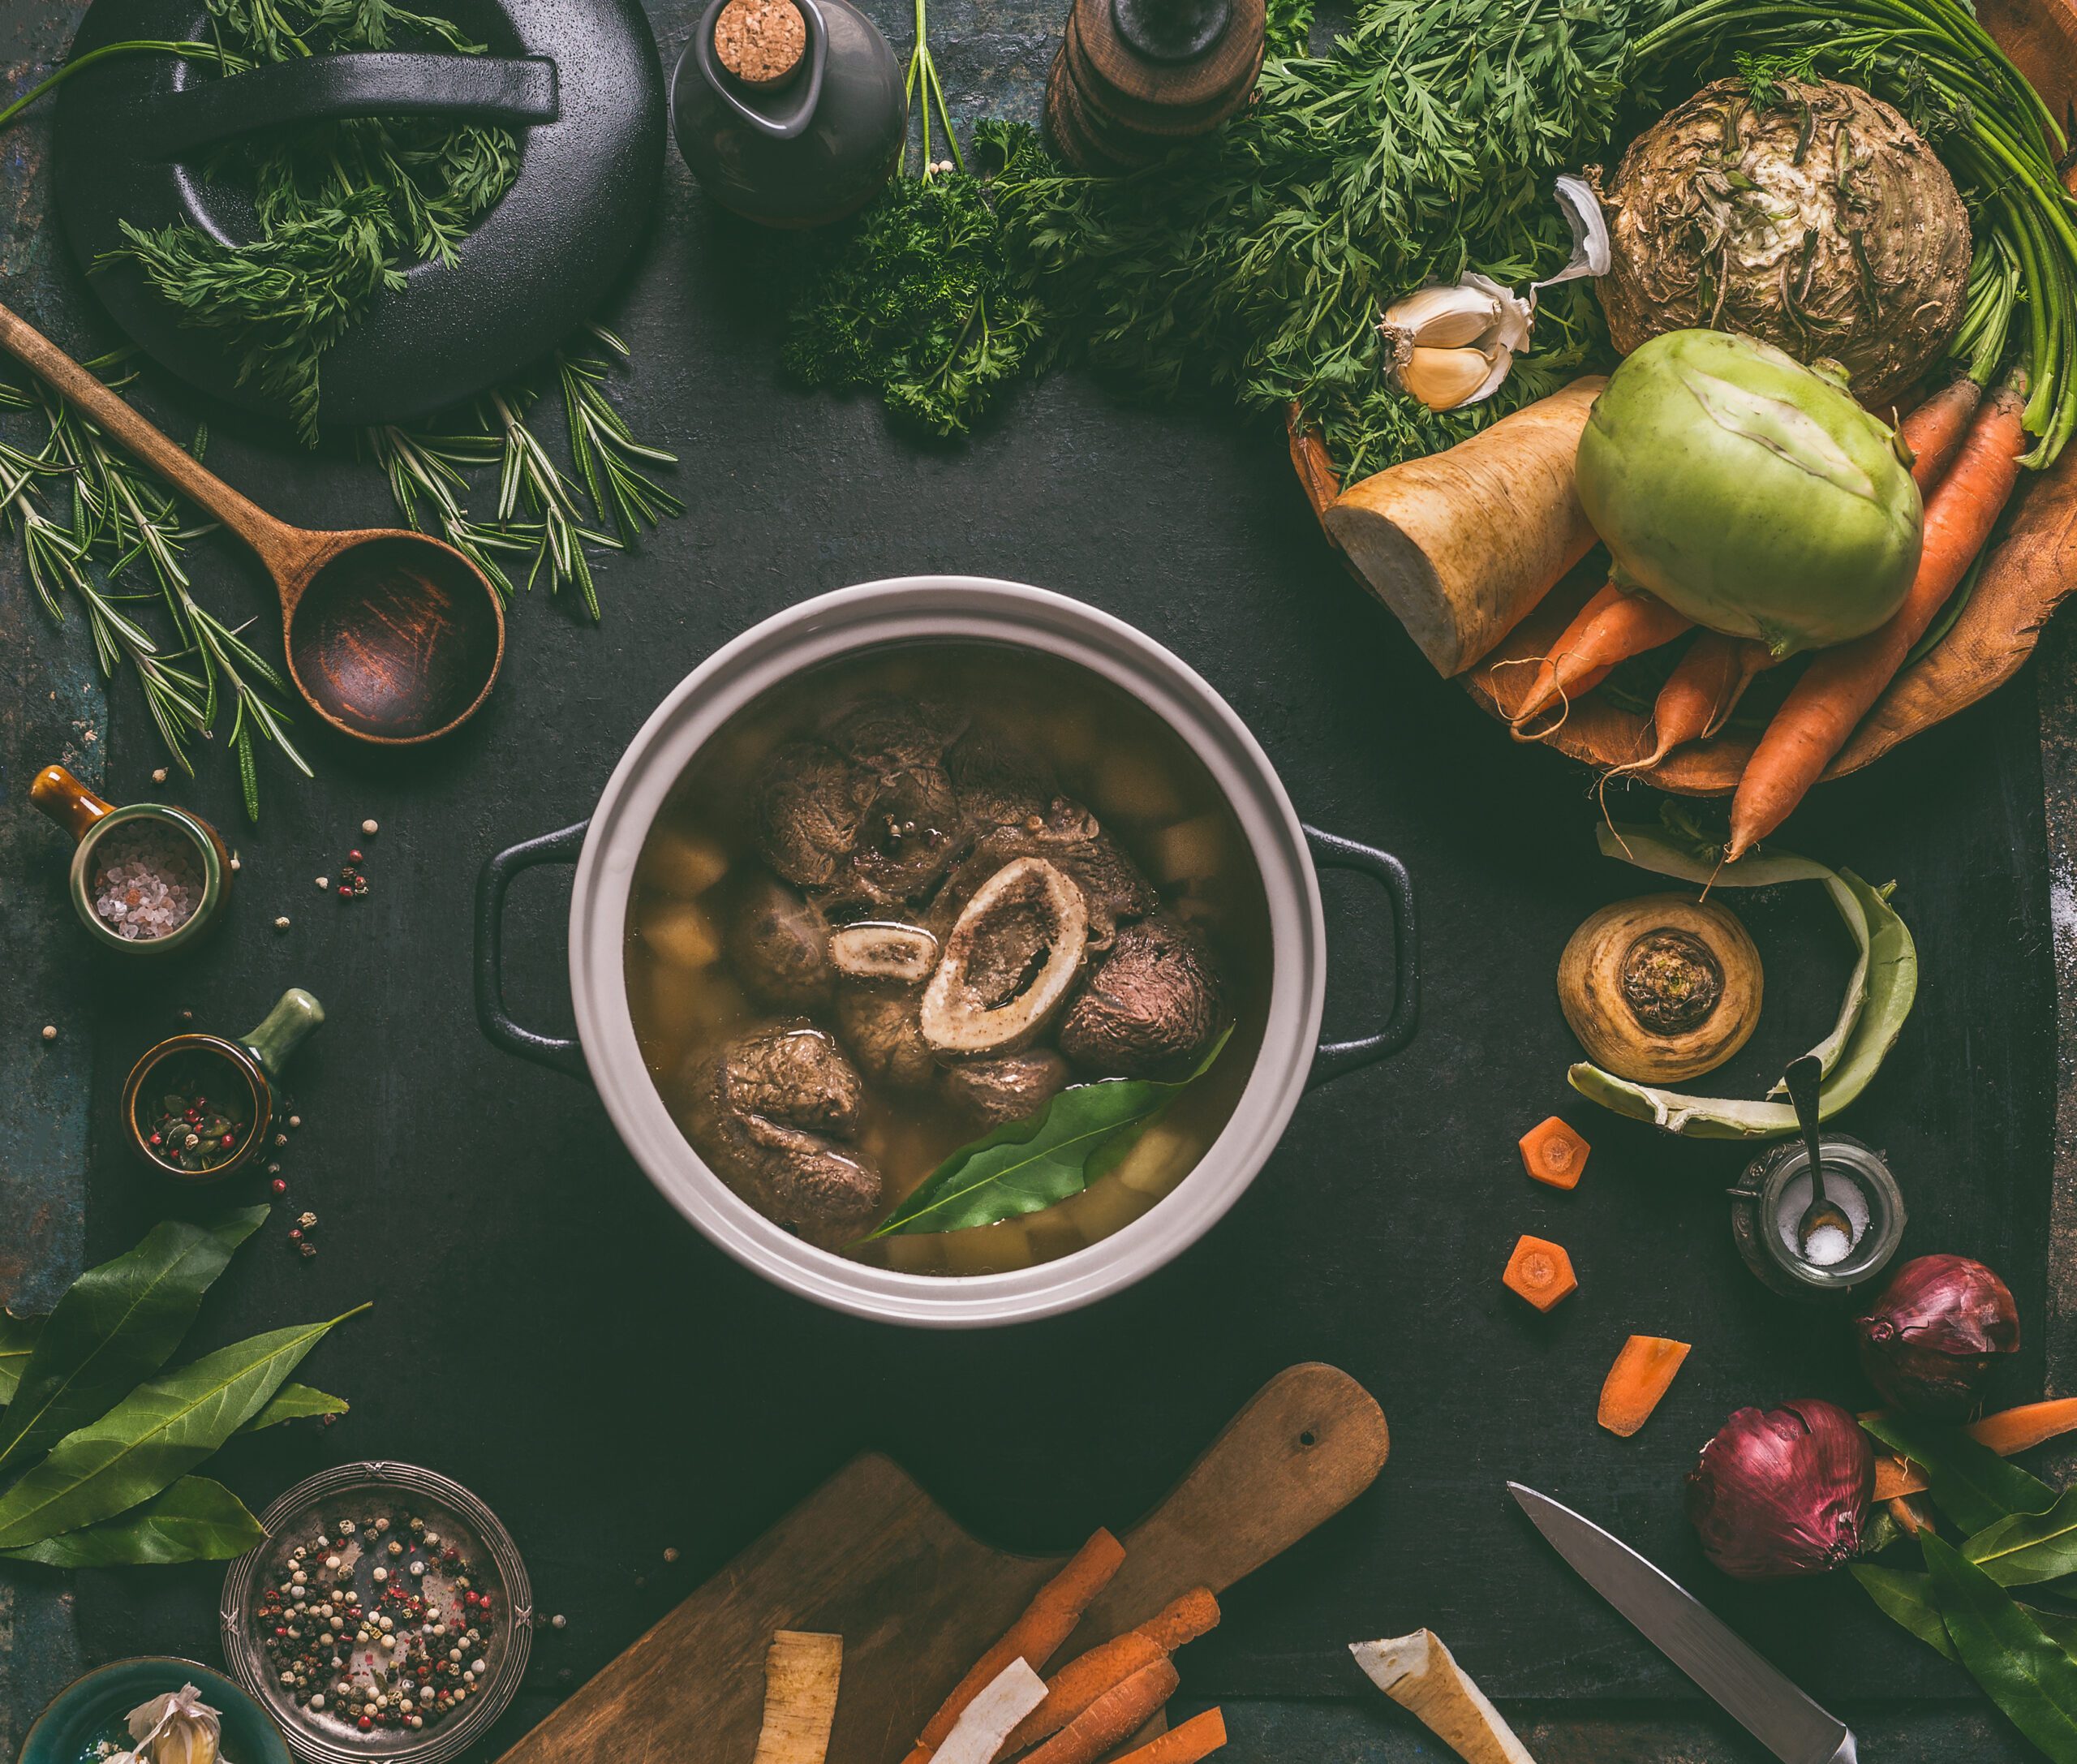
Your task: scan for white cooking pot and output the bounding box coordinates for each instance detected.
[474,578,1417,1326]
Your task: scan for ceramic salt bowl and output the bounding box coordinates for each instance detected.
[18,1658,290,1764]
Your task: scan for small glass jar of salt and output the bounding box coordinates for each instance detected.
[1729,1133,1907,1298]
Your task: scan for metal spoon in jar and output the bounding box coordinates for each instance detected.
[1784,1054,1854,1263]
[0,299,504,743]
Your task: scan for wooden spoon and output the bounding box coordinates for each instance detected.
[0,301,505,743]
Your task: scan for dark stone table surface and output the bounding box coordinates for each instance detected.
[6,2,2077,1760]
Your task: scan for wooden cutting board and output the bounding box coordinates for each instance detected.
[496,1364,1388,1764]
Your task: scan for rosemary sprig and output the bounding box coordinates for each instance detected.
[6,360,308,818]
[366,328,680,622]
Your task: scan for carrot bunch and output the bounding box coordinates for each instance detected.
[903,1532,1228,1764]
[1500,374,2028,847]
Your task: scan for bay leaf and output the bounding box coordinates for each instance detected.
[1850,1563,1960,1662]
[0,1311,44,1406]
[863,1028,1232,1240]
[1863,1413,2054,1534]
[1968,1486,2077,1587]
[1925,1534,2077,1762]
[241,1383,347,1431]
[0,1476,263,1568]
[0,1207,268,1474]
[0,1304,368,1549]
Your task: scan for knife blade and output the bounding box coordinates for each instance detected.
[1508,1482,1856,1764]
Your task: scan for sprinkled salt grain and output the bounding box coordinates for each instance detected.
[91,823,202,940]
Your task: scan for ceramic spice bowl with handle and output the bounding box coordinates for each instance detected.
[32,761,232,953]
[475,576,1421,1327]
[123,987,325,1183]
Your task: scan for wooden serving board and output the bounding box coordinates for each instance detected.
[495,1364,1388,1764]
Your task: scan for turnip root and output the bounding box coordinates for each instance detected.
[1349,1630,1537,1764]
[1324,377,1604,677]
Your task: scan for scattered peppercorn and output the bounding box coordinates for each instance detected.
[41,1025,55,1042]
[362,819,379,835]
[273,915,290,931]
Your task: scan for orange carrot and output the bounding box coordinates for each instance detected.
[1518,1116,1589,1190]
[1503,1236,1576,1311]
[1504,580,1692,731]
[1872,1396,2077,1499]
[1901,376,1985,495]
[1628,632,1778,771]
[1004,1588,1222,1753]
[1018,1659,1181,1764]
[1729,379,2028,858]
[1597,1336,1692,1436]
[907,1530,1126,1761]
[1107,1709,1229,1764]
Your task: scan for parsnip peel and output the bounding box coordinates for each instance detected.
[935,1658,1048,1764]
[1349,1629,1537,1764]
[751,1630,844,1764]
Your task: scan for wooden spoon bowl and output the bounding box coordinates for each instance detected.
[0,301,504,744]
[282,531,506,741]
[1290,0,2077,795]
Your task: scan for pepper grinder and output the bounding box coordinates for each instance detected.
[1047,0,1266,172]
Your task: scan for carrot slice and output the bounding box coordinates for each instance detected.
[1597,1336,1691,1436]
[1518,1117,1589,1190]
[905,1529,1125,1762]
[1871,1396,2077,1499]
[1503,1236,1576,1311]
[1109,1710,1228,1764]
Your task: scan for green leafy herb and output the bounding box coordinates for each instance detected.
[0,1207,267,1476]
[98,0,520,443]
[241,1382,348,1431]
[1863,1413,2055,1536]
[365,327,682,619]
[0,1304,368,1550]
[1925,1534,2077,1762]
[0,1312,43,1406]
[864,1026,1232,1239]
[0,1475,263,1568]
[1851,1564,1962,1663]
[785,167,1047,439]
[1967,1487,2077,1589]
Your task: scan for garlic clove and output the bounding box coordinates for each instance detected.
[1378,283,1504,364]
[1398,343,1514,412]
[1461,273,1535,355]
[1532,172,1612,295]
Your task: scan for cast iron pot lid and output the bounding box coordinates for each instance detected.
[54,0,664,429]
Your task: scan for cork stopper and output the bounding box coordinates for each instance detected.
[714,0,808,89]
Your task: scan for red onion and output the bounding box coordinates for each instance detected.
[1685,1399,1873,1581]
[1857,1254,2019,1418]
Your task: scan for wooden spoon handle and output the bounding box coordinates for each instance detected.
[0,301,305,560]
[1082,1362,1390,1633]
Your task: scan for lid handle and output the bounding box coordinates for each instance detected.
[133,52,560,159]
[241,987,326,1081]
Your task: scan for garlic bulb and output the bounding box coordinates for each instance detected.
[1381,175,1613,411]
[1379,273,1533,412]
[126,1684,226,1764]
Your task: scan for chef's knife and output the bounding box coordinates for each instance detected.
[1508,1482,1856,1764]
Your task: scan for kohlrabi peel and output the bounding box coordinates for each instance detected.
[1567,820,1917,1139]
[1576,330,1924,655]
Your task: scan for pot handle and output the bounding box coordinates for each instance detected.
[474,820,591,1079]
[1303,824,1419,1089]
